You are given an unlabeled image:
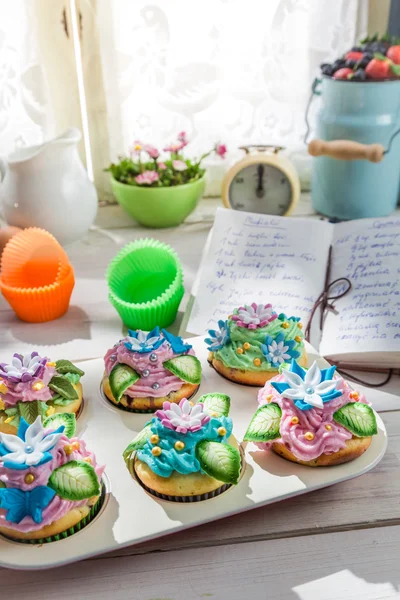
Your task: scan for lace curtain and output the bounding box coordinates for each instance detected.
[96,0,368,193]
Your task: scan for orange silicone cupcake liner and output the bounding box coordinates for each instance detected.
[0,263,75,323]
[1,227,70,288]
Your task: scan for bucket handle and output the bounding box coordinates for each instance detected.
[304,77,400,161]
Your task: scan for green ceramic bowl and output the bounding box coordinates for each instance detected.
[111,176,206,228]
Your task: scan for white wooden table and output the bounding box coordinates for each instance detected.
[1,198,400,600]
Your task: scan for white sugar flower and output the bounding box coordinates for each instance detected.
[266,340,291,364]
[0,416,63,466]
[156,399,211,433]
[231,303,277,329]
[281,361,338,409]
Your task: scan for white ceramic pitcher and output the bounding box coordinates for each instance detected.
[0,128,98,245]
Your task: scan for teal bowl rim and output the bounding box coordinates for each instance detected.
[106,238,184,310]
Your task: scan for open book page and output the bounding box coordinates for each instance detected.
[319,216,400,364]
[187,207,333,337]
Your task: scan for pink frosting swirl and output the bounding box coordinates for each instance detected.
[1,365,56,408]
[0,435,105,533]
[256,375,367,461]
[104,340,195,398]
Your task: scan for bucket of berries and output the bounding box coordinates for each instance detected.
[306,34,400,221]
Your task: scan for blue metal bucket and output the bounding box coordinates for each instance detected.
[309,77,400,220]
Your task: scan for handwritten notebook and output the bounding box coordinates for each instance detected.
[187,207,400,367]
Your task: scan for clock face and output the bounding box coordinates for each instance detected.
[228,163,293,215]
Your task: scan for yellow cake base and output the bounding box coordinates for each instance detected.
[272,435,372,467]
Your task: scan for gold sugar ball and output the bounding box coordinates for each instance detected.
[152,446,162,457]
[24,473,35,484]
[304,432,314,441]
[281,322,290,329]
[266,394,273,403]
[217,427,227,436]
[325,424,332,431]
[295,335,302,343]
[32,381,45,391]
[350,391,360,400]
[64,444,73,456]
[298,323,303,329]
[291,416,299,425]
[236,347,244,355]
[84,456,92,463]
[175,441,185,451]
[71,442,80,451]
[150,435,159,444]
[210,411,219,417]
[253,358,261,367]
[46,361,56,367]
[243,342,251,351]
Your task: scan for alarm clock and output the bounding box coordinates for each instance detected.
[221,145,300,216]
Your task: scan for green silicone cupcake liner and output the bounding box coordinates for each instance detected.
[2,483,105,545]
[106,238,184,330]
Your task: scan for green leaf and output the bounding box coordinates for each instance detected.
[43,413,76,438]
[244,403,282,442]
[55,359,84,377]
[197,393,230,417]
[390,63,400,77]
[333,402,377,437]
[18,401,46,425]
[163,355,202,384]
[51,395,75,406]
[195,440,240,485]
[109,363,140,403]
[0,480,5,489]
[4,407,19,429]
[48,460,100,500]
[123,425,153,463]
[49,375,79,400]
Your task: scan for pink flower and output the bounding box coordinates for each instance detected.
[172,160,187,171]
[158,162,167,170]
[155,399,210,434]
[130,140,143,155]
[215,143,227,158]
[231,303,277,329]
[163,142,185,153]
[177,131,187,143]
[143,144,160,159]
[135,170,159,185]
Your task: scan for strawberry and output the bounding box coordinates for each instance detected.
[345,51,364,62]
[333,68,353,80]
[387,45,400,64]
[365,58,392,79]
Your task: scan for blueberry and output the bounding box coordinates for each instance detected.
[370,41,387,54]
[321,64,334,76]
[351,46,362,52]
[358,55,372,69]
[333,58,346,69]
[352,69,367,81]
[345,59,357,68]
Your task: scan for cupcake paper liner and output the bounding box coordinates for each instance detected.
[1,484,106,545]
[106,238,184,330]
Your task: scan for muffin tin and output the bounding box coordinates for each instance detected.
[0,339,387,570]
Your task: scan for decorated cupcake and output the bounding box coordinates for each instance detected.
[0,352,84,435]
[123,393,241,501]
[0,413,104,542]
[244,359,378,466]
[103,327,202,413]
[205,303,306,386]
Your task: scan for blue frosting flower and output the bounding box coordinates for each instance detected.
[0,486,56,524]
[261,332,300,366]
[205,320,230,351]
[278,313,301,323]
[0,417,64,471]
[124,327,165,354]
[161,329,192,354]
[271,359,342,411]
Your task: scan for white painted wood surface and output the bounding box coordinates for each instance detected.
[1,198,400,598]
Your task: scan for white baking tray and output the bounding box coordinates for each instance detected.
[0,339,387,570]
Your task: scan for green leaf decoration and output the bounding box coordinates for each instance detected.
[195,440,241,485]
[55,359,84,377]
[197,393,230,417]
[4,407,20,429]
[43,413,76,438]
[244,403,282,442]
[333,402,377,437]
[48,460,100,500]
[49,375,79,400]
[163,355,202,384]
[18,400,46,425]
[123,425,153,463]
[109,363,140,403]
[51,396,75,406]
[0,480,5,489]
